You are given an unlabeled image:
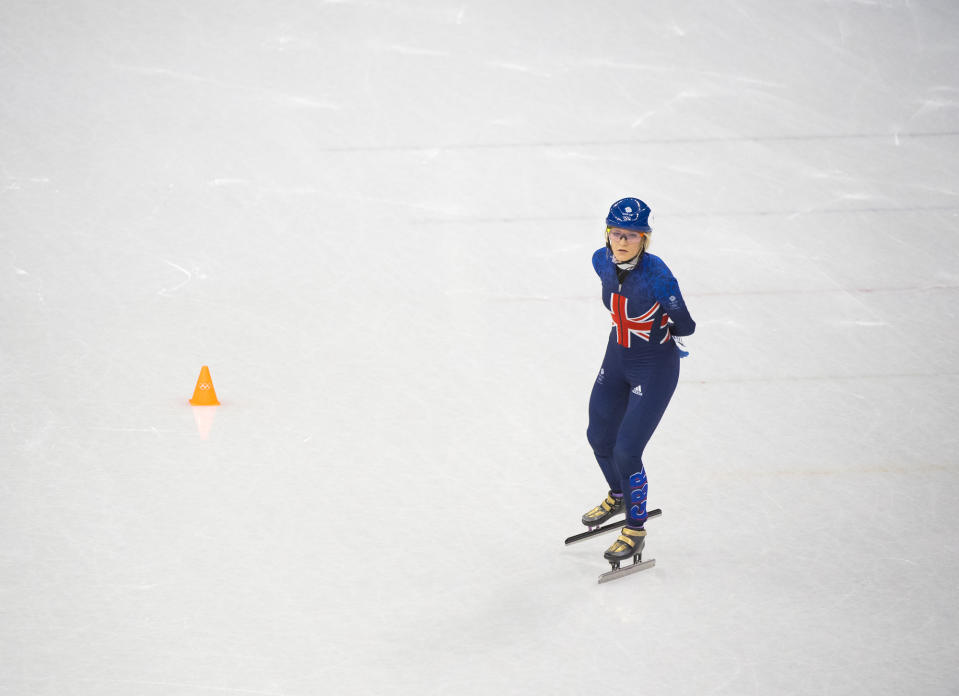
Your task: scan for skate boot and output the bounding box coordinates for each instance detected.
[581,491,624,528]
[603,526,646,569]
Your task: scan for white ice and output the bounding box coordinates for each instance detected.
[2,1,958,694]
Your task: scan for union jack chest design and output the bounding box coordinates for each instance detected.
[609,292,671,348]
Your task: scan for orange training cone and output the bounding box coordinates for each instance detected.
[189,365,220,406]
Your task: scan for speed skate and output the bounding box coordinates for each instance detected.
[565,508,662,584]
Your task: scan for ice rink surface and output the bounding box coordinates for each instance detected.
[3,1,959,694]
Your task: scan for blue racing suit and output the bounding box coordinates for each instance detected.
[586,247,695,528]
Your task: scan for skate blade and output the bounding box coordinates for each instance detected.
[564,508,661,546]
[597,558,656,584]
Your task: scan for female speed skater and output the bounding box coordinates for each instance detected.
[582,197,695,566]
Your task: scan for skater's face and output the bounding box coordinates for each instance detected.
[607,227,647,262]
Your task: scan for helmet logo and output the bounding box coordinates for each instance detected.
[625,206,633,213]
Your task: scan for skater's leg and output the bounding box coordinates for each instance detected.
[612,352,680,528]
[586,354,630,493]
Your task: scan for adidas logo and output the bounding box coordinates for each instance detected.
[632,385,643,396]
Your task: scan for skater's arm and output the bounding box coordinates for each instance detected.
[660,277,695,337]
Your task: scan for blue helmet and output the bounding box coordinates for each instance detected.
[606,197,652,232]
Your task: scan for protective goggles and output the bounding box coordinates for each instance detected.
[606,226,650,243]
